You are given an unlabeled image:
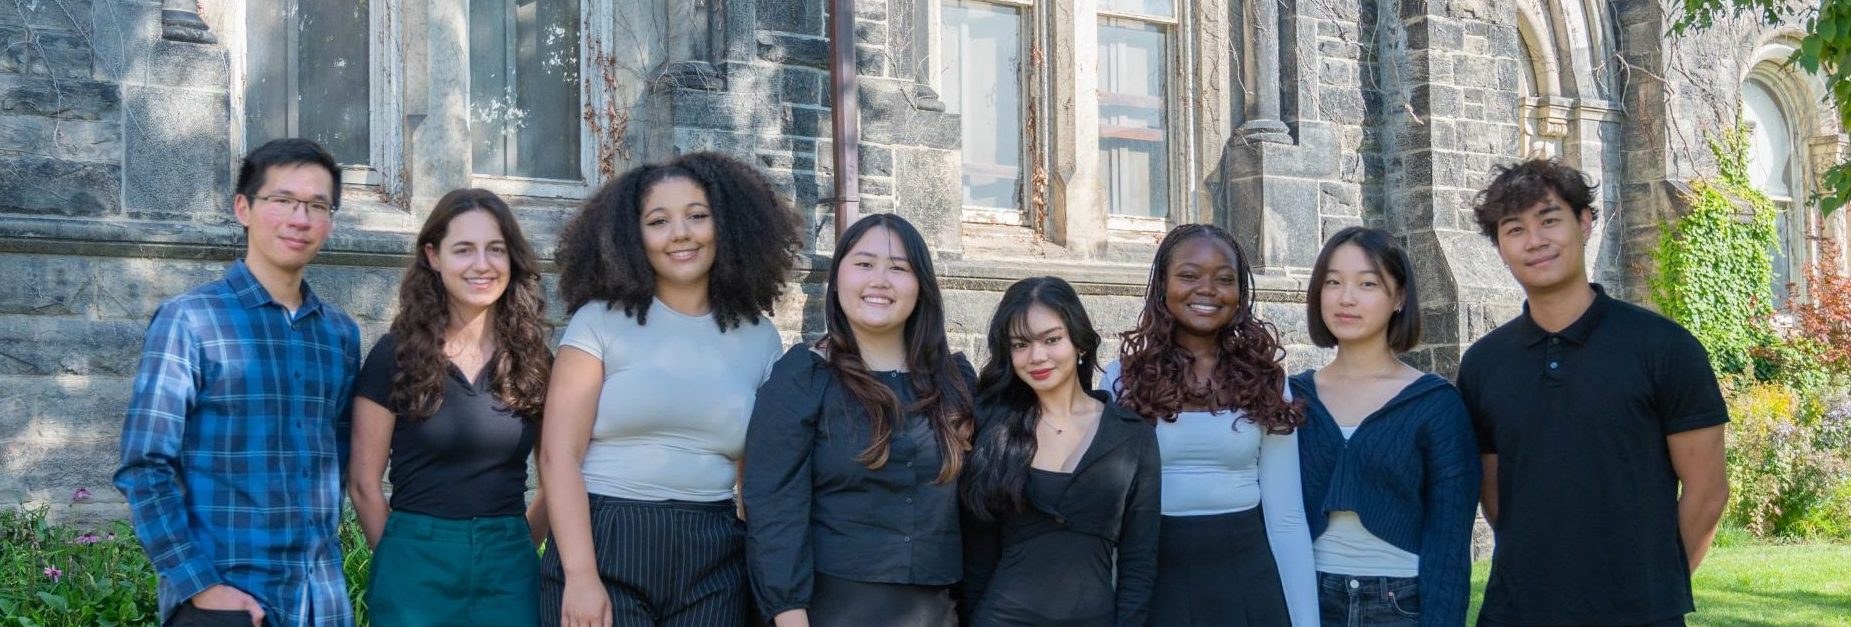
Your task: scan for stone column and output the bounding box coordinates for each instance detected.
[1236,0,1290,143]
[162,0,218,44]
[407,0,472,209]
[1376,0,1525,375]
[1049,0,1107,256]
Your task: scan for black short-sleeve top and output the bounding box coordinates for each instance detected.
[352,333,538,519]
[1457,284,1728,625]
[742,346,978,618]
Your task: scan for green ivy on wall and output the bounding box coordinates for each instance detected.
[1650,126,1783,377]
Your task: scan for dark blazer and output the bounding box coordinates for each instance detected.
[962,391,1162,626]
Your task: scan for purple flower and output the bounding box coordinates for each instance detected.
[71,488,91,503]
[105,532,117,541]
[43,566,62,582]
[73,533,101,545]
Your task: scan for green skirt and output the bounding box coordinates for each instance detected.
[365,511,540,626]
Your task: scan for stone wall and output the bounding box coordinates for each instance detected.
[0,0,1842,525]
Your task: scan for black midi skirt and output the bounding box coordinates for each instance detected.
[1149,507,1291,627]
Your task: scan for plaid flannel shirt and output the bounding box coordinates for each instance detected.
[114,260,361,627]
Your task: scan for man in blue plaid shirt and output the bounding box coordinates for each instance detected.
[115,139,362,627]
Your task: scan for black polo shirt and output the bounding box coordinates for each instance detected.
[353,333,539,519]
[1458,284,1728,626]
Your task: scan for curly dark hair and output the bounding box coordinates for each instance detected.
[554,152,804,328]
[822,214,974,485]
[962,276,1102,520]
[1472,158,1598,240]
[389,189,551,422]
[1114,224,1300,434]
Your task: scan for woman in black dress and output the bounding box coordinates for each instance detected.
[744,214,976,627]
[961,277,1161,627]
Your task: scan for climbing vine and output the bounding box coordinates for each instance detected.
[1650,126,1783,377]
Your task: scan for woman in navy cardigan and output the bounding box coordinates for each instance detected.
[1291,227,1480,627]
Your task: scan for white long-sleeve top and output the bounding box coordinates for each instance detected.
[1100,361,1319,627]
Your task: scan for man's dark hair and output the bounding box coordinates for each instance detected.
[1472,158,1597,240]
[235,138,342,208]
[1306,226,1422,353]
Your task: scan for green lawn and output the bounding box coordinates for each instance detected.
[1467,543,1851,626]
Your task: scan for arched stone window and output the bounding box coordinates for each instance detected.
[1741,74,1806,302]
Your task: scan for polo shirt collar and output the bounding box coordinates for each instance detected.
[1516,283,1611,347]
[226,258,325,318]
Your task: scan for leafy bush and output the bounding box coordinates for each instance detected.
[1723,383,1851,539]
[0,507,157,627]
[1,504,378,627]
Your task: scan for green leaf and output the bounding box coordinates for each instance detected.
[32,593,65,613]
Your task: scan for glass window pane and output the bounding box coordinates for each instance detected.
[941,1,1024,211]
[1101,0,1173,18]
[245,1,370,167]
[1741,79,1793,199]
[471,0,581,180]
[1773,200,1793,302]
[1100,19,1168,218]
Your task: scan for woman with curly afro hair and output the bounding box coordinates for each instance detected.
[348,188,554,626]
[1098,224,1318,627]
[539,152,803,627]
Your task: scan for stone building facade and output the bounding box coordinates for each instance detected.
[1,0,1845,522]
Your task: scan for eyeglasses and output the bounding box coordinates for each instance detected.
[253,194,338,221]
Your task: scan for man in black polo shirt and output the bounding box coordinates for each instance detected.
[1458,159,1729,627]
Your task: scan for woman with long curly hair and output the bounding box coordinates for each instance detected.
[1099,224,1318,627]
[540,152,803,627]
[959,277,1161,626]
[348,188,553,626]
[744,214,975,627]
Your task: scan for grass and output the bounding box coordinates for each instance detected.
[1467,540,1851,626]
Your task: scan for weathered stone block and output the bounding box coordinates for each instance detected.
[0,74,119,120]
[0,0,92,31]
[854,43,887,77]
[303,264,404,324]
[1410,84,1461,119]
[92,257,229,320]
[0,254,93,315]
[855,20,888,47]
[123,85,230,221]
[757,33,828,70]
[0,156,120,216]
[892,147,961,252]
[759,0,826,35]
[0,317,144,376]
[781,67,822,105]
[0,114,119,162]
[781,104,829,138]
[141,40,229,91]
[0,26,92,79]
[1405,17,1464,51]
[0,374,130,441]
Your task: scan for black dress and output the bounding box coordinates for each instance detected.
[962,397,1162,627]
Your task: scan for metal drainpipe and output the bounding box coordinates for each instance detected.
[829,0,861,237]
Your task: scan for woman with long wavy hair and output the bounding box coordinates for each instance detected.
[744,213,975,627]
[1099,224,1318,627]
[959,276,1161,626]
[540,152,803,627]
[347,188,553,626]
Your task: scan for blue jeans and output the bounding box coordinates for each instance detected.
[1317,572,1421,627]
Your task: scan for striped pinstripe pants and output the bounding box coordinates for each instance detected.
[540,494,750,627]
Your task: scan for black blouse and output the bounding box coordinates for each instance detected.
[351,333,538,519]
[961,396,1162,627]
[743,346,977,618]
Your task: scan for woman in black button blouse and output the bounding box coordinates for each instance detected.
[743,214,976,627]
[960,277,1161,627]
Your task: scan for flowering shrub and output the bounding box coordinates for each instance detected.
[0,502,156,626]
[1724,383,1851,539]
[1,496,379,626]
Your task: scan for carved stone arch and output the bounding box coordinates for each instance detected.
[1741,30,1849,299]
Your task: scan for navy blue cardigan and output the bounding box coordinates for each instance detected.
[1292,370,1481,627]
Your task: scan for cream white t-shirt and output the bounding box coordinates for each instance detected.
[560,299,784,502]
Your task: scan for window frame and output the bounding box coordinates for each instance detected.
[1741,72,1812,303]
[466,0,597,199]
[937,0,1040,227]
[1097,0,1181,232]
